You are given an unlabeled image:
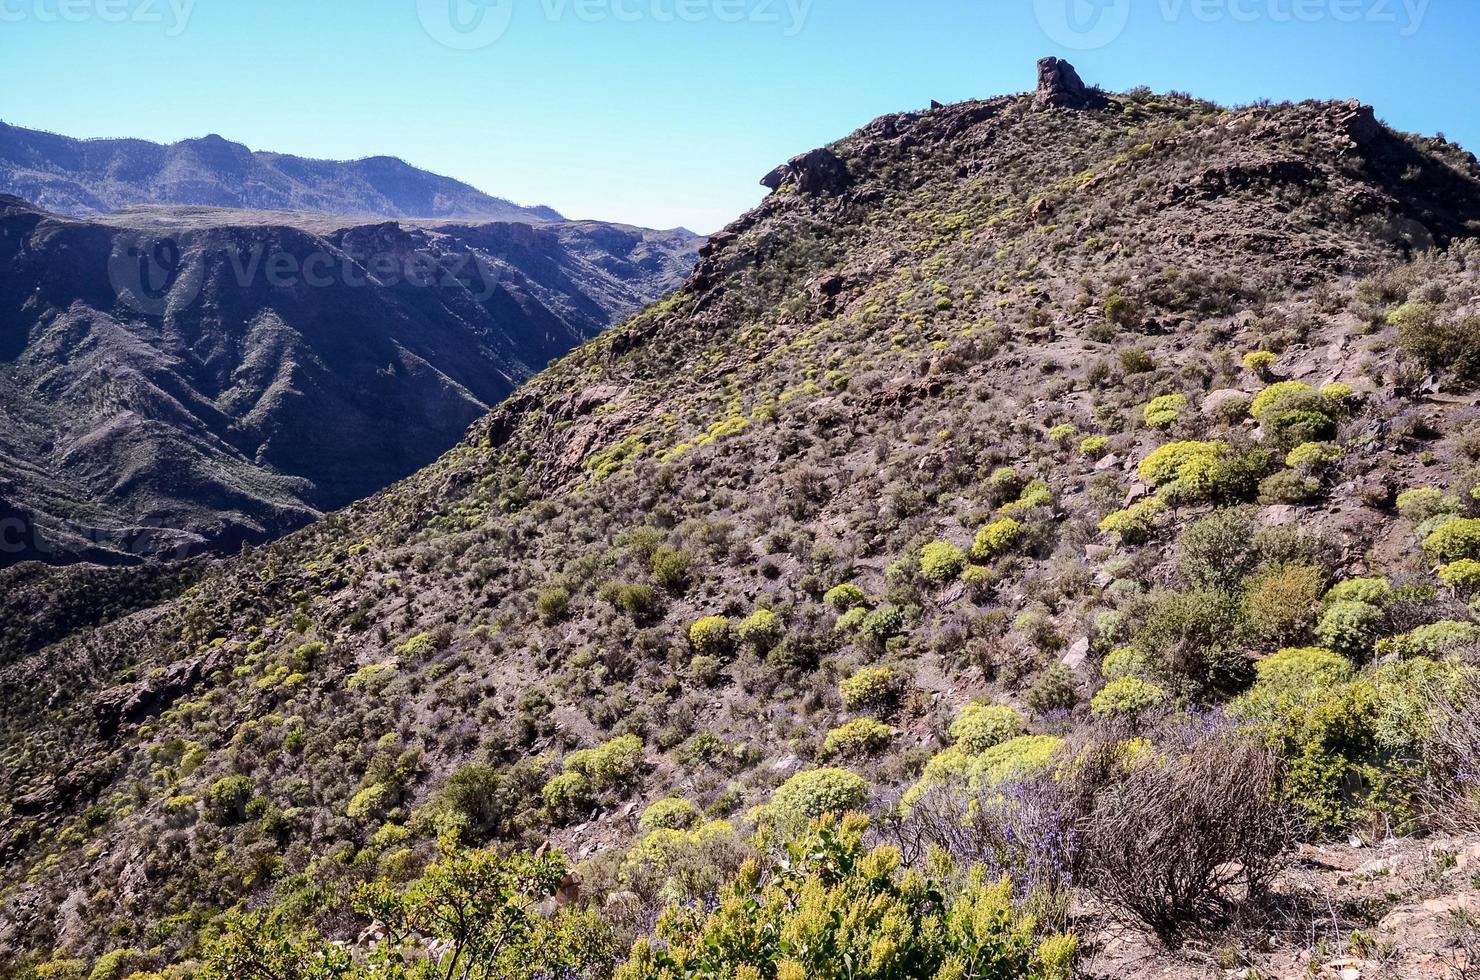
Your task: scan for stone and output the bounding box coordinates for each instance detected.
[1061,637,1090,671]
[1033,57,1101,110]
[760,148,851,196]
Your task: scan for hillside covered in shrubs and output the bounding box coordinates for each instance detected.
[5,60,1480,978]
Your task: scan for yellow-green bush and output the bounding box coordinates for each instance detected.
[616,815,1076,980]
[971,518,1023,560]
[1098,498,1167,544]
[1102,647,1151,681]
[1398,487,1463,524]
[839,666,898,712]
[919,540,968,583]
[902,735,1063,809]
[948,703,1025,753]
[1138,440,1228,488]
[770,768,869,819]
[1090,678,1169,719]
[1324,577,1392,607]
[1285,442,1343,469]
[1439,560,1480,592]
[1314,599,1385,660]
[823,583,868,609]
[1252,647,1354,694]
[1079,434,1110,458]
[1424,518,1480,564]
[1143,393,1188,429]
[688,615,734,656]
[735,608,782,653]
[638,797,701,832]
[822,718,895,758]
[1242,350,1277,374]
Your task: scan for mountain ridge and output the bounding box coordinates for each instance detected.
[0,120,565,222]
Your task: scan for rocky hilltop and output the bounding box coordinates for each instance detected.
[3,62,1480,979]
[0,197,699,562]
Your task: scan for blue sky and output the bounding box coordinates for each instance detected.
[1,0,1476,233]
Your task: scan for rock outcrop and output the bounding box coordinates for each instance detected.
[1034,56,1103,110]
[760,148,852,196]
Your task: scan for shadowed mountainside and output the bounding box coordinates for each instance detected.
[0,196,700,562]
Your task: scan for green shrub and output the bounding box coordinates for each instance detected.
[207,776,255,826]
[1080,434,1110,458]
[1242,350,1277,375]
[1324,577,1392,607]
[1258,469,1322,504]
[919,540,967,583]
[1384,620,1480,659]
[834,607,868,633]
[1178,508,1259,589]
[949,703,1026,753]
[1143,393,1188,429]
[650,546,692,592]
[1439,560,1480,592]
[1285,442,1343,469]
[616,815,1075,980]
[770,768,868,819]
[1098,498,1167,544]
[1090,678,1169,719]
[603,582,661,621]
[1102,647,1151,681]
[736,608,783,653]
[1242,562,1323,647]
[1395,306,1480,383]
[563,734,645,790]
[638,797,701,832]
[903,735,1063,809]
[1024,665,1080,715]
[536,586,572,624]
[858,606,905,646]
[823,583,868,609]
[1138,440,1228,488]
[971,518,1023,560]
[1253,647,1354,694]
[1398,487,1463,524]
[821,718,895,759]
[839,666,898,712]
[543,772,596,820]
[1424,518,1480,563]
[1314,599,1385,660]
[688,655,721,686]
[1137,587,1250,694]
[688,616,734,656]
[87,949,146,980]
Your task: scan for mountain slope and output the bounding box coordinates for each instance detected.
[4,63,1480,976]
[0,121,564,221]
[0,197,700,562]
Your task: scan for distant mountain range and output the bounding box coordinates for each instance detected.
[0,195,700,564]
[0,120,566,222]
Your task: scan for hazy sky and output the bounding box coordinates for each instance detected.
[2,0,1476,233]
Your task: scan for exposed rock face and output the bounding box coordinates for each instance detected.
[760,148,852,196]
[1034,56,1100,110]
